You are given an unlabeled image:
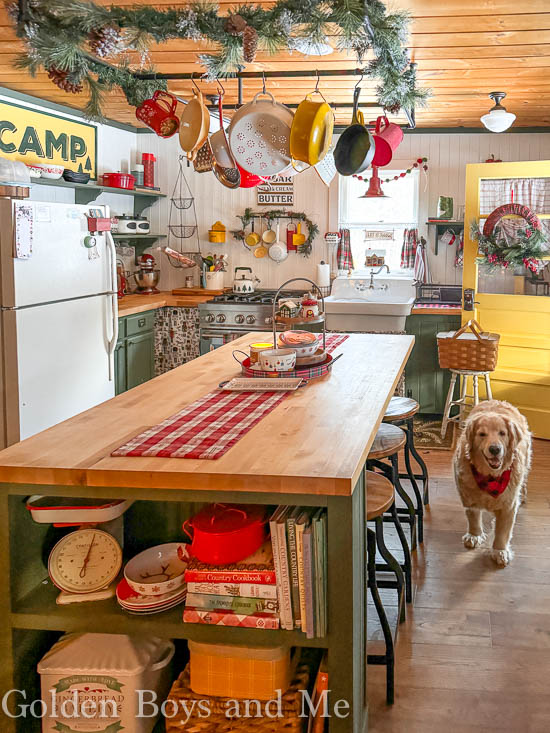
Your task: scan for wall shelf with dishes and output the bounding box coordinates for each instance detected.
[30,176,166,216]
[426,220,464,255]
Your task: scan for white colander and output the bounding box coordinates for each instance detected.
[228,92,294,176]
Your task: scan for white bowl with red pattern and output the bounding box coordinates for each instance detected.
[37,164,65,180]
[124,543,189,596]
[259,348,296,372]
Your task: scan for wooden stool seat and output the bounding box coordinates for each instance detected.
[383,396,419,422]
[368,423,407,460]
[366,470,395,520]
[441,368,493,438]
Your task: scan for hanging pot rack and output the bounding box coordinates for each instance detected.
[138,66,416,130]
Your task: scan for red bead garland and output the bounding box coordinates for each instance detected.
[352,157,428,184]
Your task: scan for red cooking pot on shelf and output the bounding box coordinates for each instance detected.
[102,172,136,190]
[183,503,268,564]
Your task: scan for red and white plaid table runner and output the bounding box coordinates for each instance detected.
[112,334,349,460]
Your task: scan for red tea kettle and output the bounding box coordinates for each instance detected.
[136,91,180,138]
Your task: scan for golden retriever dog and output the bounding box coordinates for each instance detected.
[453,400,531,567]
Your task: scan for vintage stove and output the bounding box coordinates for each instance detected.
[199,289,305,354]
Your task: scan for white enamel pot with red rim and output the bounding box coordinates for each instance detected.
[183,503,269,565]
[370,115,404,167]
[228,91,294,176]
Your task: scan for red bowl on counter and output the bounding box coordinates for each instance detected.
[183,503,268,564]
[102,172,136,190]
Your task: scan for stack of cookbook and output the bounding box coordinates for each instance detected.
[182,541,280,628]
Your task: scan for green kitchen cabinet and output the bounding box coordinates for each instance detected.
[115,310,155,395]
[405,313,461,414]
[126,332,155,390]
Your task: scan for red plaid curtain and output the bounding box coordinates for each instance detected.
[401,228,417,269]
[337,228,354,271]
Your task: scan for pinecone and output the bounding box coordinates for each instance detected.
[242,25,259,63]
[88,25,122,58]
[47,66,83,94]
[384,102,402,115]
[224,13,247,36]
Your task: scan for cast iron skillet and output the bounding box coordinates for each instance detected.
[334,87,375,176]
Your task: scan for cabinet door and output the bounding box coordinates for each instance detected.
[114,340,127,395]
[126,332,155,390]
[405,315,461,414]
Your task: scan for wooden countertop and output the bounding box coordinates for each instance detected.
[0,333,413,496]
[411,305,462,315]
[118,291,214,315]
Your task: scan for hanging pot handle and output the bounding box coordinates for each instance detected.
[375,115,388,135]
[252,91,276,105]
[351,87,361,125]
[153,91,178,114]
[218,93,224,127]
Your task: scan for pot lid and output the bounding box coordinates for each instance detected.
[190,503,267,534]
[37,633,171,675]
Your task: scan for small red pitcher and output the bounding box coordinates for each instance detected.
[136,91,180,138]
[371,115,404,167]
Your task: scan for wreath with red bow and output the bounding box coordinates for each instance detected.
[471,202,548,273]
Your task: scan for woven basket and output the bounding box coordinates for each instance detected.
[437,319,499,372]
[165,661,311,732]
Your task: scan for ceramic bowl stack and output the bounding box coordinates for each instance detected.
[279,331,323,364]
[116,543,189,615]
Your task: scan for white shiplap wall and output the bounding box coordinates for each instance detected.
[139,130,550,290]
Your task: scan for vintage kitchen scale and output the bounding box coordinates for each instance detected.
[27,496,131,605]
[238,277,341,380]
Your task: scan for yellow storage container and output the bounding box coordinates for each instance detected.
[188,641,291,700]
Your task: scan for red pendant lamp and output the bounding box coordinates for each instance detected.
[359,166,388,198]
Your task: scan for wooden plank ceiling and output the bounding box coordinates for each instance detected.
[1,0,549,128]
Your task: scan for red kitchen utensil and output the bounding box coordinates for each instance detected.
[370,115,404,167]
[237,163,264,189]
[183,503,268,564]
[286,222,297,251]
[135,91,180,138]
[102,172,136,190]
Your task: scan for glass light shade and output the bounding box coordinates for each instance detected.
[293,38,333,56]
[480,108,516,133]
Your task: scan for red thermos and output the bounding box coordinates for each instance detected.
[142,152,156,188]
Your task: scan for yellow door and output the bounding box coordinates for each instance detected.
[463,160,550,439]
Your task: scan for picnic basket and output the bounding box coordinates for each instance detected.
[437,319,499,372]
[165,656,312,732]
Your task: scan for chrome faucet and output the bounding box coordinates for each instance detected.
[369,264,390,289]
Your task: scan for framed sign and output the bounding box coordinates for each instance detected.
[257,176,294,206]
[364,229,394,240]
[0,101,97,178]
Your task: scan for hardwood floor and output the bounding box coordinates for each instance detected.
[367,438,550,732]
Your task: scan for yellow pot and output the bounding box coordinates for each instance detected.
[209,230,226,243]
[290,94,335,166]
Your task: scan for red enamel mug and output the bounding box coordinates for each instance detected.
[183,503,268,565]
[370,115,404,167]
[136,91,180,138]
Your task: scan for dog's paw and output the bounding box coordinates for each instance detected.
[490,548,513,567]
[463,532,485,549]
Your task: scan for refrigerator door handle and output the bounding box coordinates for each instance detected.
[105,230,119,381]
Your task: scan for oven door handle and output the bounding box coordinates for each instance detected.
[201,331,241,339]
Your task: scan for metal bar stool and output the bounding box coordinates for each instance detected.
[367,423,421,553]
[383,396,430,509]
[366,469,406,705]
[441,369,493,439]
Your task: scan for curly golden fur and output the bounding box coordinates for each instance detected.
[453,400,532,566]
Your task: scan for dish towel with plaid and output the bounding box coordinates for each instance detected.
[337,228,354,271]
[112,334,349,460]
[400,228,417,269]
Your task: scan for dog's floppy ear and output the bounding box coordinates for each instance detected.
[505,417,522,455]
[463,415,477,460]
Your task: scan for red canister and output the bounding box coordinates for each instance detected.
[135,91,180,138]
[183,503,268,565]
[142,152,156,189]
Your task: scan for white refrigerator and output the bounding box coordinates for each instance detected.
[0,199,118,447]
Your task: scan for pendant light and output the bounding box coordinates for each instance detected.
[359,166,388,198]
[292,38,333,56]
[480,92,516,133]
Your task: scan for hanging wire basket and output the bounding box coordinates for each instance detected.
[171,197,194,210]
[169,224,197,239]
[164,157,202,270]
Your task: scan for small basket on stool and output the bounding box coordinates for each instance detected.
[437,319,500,438]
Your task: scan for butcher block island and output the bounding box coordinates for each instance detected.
[0,333,413,733]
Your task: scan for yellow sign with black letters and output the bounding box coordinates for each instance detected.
[0,100,97,178]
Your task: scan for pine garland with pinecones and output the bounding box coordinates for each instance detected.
[11,0,431,121]
[47,66,83,94]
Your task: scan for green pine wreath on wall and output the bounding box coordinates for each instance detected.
[10,0,430,120]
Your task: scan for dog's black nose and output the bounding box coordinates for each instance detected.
[489,444,501,455]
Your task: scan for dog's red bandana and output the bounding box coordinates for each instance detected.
[471,464,512,498]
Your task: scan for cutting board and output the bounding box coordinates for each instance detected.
[172,287,231,296]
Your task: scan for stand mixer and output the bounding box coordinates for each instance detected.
[134,253,160,294]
